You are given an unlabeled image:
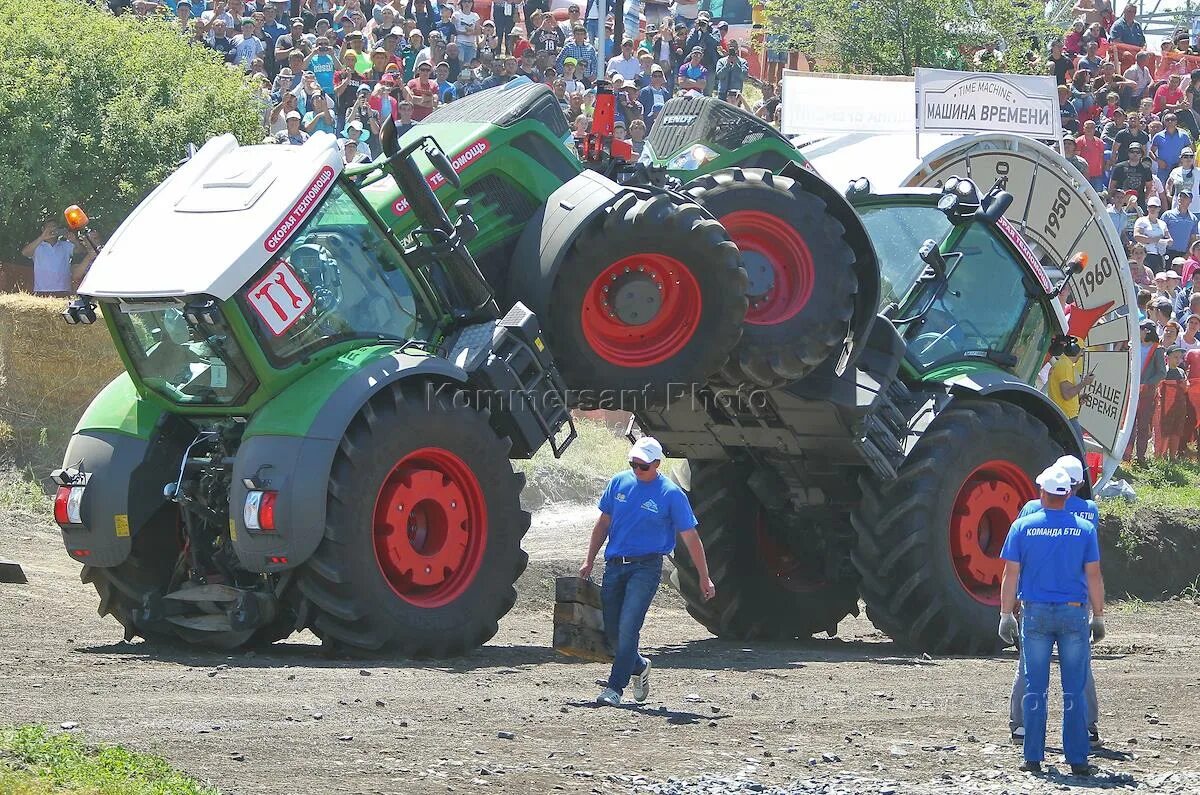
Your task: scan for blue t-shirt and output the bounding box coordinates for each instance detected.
[598,471,697,558]
[309,53,336,93]
[1152,128,1192,170]
[1017,495,1098,527]
[1001,507,1099,604]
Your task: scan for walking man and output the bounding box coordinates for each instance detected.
[999,465,1105,776]
[1008,455,1103,749]
[579,437,715,706]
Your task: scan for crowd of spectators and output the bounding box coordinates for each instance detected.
[1043,2,1200,462]
[108,0,785,163]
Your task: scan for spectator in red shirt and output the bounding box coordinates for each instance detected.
[1154,73,1186,115]
[407,60,439,119]
[1076,119,1108,191]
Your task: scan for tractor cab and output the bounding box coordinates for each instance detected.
[848,176,1064,385]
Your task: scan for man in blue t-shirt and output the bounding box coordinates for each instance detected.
[1009,455,1102,748]
[1000,465,1105,776]
[579,436,714,707]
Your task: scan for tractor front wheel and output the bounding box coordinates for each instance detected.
[292,381,529,657]
[671,461,861,640]
[686,168,858,388]
[851,400,1059,654]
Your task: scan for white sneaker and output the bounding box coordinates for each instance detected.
[632,658,651,703]
[596,687,621,706]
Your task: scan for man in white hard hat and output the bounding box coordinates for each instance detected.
[999,465,1104,777]
[1008,455,1103,748]
[579,436,715,707]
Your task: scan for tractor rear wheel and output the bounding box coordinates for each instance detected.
[292,380,529,657]
[851,400,1059,654]
[81,515,295,649]
[549,192,747,406]
[686,168,858,388]
[671,460,861,639]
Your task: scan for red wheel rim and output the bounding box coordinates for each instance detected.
[372,447,487,608]
[948,459,1034,606]
[580,253,701,367]
[721,209,815,326]
[755,511,828,594]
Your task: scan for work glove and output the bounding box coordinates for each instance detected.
[1090,615,1106,643]
[998,612,1019,645]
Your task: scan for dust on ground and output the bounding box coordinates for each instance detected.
[2,495,1200,794]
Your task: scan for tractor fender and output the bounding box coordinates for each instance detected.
[59,408,195,568]
[778,161,881,373]
[504,169,630,315]
[229,351,470,573]
[943,372,1090,497]
[59,432,151,567]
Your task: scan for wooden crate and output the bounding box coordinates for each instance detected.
[552,577,612,663]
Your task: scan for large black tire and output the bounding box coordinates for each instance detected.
[671,460,861,640]
[291,380,529,657]
[851,400,1060,654]
[81,520,180,644]
[81,519,295,649]
[548,192,747,406]
[685,168,858,388]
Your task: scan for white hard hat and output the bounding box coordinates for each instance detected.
[1054,455,1085,486]
[1036,466,1072,496]
[628,436,664,463]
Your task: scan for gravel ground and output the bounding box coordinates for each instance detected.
[2,500,1200,794]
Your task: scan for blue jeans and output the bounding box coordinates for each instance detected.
[601,556,661,693]
[1020,602,1092,764]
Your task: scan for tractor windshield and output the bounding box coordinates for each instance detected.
[856,202,954,309]
[899,222,1050,380]
[111,301,256,405]
[240,181,436,366]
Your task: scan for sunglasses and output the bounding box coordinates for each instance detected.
[629,460,652,472]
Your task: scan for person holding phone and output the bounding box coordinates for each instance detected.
[1046,334,1093,434]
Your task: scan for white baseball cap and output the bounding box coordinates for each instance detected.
[1054,455,1085,486]
[629,436,664,463]
[1035,466,1072,496]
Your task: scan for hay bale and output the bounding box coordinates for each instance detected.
[0,293,124,472]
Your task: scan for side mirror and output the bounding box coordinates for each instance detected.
[980,190,1013,223]
[380,115,399,159]
[423,140,460,189]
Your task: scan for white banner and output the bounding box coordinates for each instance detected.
[914,68,1062,140]
[781,71,914,137]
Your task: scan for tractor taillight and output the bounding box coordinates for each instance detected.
[54,486,85,525]
[244,490,278,532]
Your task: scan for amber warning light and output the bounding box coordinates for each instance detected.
[63,205,89,231]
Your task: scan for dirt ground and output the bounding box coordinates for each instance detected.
[3,502,1200,794]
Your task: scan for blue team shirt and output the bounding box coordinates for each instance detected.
[598,471,697,558]
[1001,507,1099,604]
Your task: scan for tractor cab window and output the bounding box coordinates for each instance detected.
[111,301,256,405]
[857,203,954,309]
[901,222,1042,372]
[241,181,436,366]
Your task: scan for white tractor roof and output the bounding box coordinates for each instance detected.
[81,132,345,302]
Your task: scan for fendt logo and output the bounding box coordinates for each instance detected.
[265,165,336,253]
[391,139,491,216]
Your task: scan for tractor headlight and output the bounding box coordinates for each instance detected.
[667,144,719,171]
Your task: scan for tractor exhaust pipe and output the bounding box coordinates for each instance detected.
[382,122,498,322]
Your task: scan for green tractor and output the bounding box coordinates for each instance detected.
[53,81,1134,656]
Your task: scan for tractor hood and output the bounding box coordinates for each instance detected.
[81,133,345,302]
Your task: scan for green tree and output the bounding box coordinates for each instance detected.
[0,0,265,258]
[763,0,1057,77]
